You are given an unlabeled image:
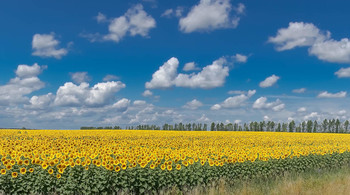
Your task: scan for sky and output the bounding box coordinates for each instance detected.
[1,0,350,129]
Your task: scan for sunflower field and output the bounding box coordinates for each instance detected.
[1,130,350,194]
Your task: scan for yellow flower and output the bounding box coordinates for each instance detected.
[48,168,54,174]
[42,163,48,169]
[167,165,172,171]
[56,174,61,179]
[161,164,166,170]
[12,172,18,178]
[20,168,26,174]
[176,164,181,170]
[1,169,6,175]
[115,166,121,172]
[29,168,34,173]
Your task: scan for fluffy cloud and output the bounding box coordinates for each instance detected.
[142,90,153,97]
[211,90,256,110]
[0,63,46,105]
[292,88,306,93]
[25,93,54,110]
[183,99,203,110]
[253,97,285,111]
[161,7,184,18]
[269,22,350,63]
[335,67,350,78]
[70,72,91,84]
[183,62,200,71]
[259,74,280,88]
[179,0,244,33]
[96,12,107,23]
[54,81,126,107]
[32,33,68,59]
[103,4,156,43]
[304,112,319,120]
[174,58,229,89]
[317,91,347,98]
[145,57,179,89]
[112,98,130,112]
[146,57,230,89]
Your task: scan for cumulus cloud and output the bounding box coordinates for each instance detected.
[183,62,200,71]
[112,98,130,112]
[227,90,245,95]
[70,72,91,84]
[304,112,319,120]
[142,90,153,97]
[145,57,179,89]
[25,93,54,110]
[183,99,203,110]
[54,81,126,107]
[253,97,285,111]
[259,74,280,88]
[32,33,68,59]
[0,63,46,105]
[335,67,350,78]
[317,91,347,98]
[133,100,147,106]
[211,89,256,110]
[146,57,230,89]
[269,22,350,64]
[292,88,306,93]
[179,0,244,33]
[102,4,156,43]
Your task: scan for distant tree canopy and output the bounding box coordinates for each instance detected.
[81,119,350,133]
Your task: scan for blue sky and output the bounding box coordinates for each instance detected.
[1,0,350,129]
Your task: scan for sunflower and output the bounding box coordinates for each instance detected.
[115,166,121,172]
[6,165,12,170]
[12,172,18,178]
[56,174,61,179]
[20,168,26,174]
[29,168,34,173]
[18,160,23,165]
[160,164,166,170]
[167,165,172,171]
[24,160,29,165]
[58,168,64,174]
[150,164,155,169]
[48,169,54,174]
[0,169,6,175]
[85,166,89,171]
[42,163,48,169]
[176,164,181,170]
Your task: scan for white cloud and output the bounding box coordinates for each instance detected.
[335,67,350,78]
[304,112,319,120]
[233,53,248,63]
[133,100,147,106]
[183,62,200,71]
[211,104,222,110]
[253,97,285,111]
[183,99,203,110]
[297,107,306,112]
[142,90,153,97]
[54,81,126,107]
[32,33,68,59]
[161,9,174,17]
[317,91,347,98]
[309,38,350,63]
[25,93,54,110]
[179,0,244,33]
[174,57,229,89]
[103,4,156,43]
[268,22,327,51]
[292,88,306,93]
[96,12,107,23]
[112,98,130,112]
[263,115,270,121]
[234,3,245,15]
[338,110,347,115]
[103,74,120,81]
[0,63,46,105]
[269,22,350,64]
[146,57,230,89]
[234,119,241,124]
[212,89,255,110]
[259,74,280,88]
[197,114,210,122]
[70,72,91,84]
[145,57,179,89]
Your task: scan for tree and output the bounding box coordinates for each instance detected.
[313,120,318,133]
[289,120,295,132]
[344,120,349,133]
[306,120,313,133]
[211,122,215,131]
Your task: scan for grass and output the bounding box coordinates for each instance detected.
[165,165,350,195]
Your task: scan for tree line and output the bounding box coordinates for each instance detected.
[81,119,350,133]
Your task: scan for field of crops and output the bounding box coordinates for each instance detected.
[1,130,350,194]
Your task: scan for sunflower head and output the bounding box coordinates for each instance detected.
[0,169,6,175]
[20,168,26,174]
[11,172,18,178]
